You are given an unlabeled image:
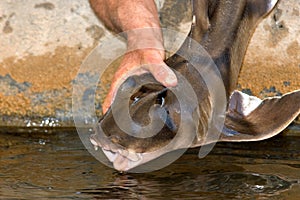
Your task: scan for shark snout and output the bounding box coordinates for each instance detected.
[90,134,143,171]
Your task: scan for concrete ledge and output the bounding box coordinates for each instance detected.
[0,0,299,127]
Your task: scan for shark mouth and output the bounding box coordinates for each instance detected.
[89,115,197,172]
[90,131,144,172]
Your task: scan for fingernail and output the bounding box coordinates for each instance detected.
[165,74,177,86]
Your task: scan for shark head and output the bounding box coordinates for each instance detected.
[90,74,199,172]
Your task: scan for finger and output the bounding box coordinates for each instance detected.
[102,75,123,114]
[146,63,178,87]
[102,79,131,114]
[102,87,114,114]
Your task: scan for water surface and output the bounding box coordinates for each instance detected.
[0,125,299,199]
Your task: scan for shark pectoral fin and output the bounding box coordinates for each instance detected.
[221,90,300,142]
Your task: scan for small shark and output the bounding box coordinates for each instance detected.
[91,0,300,172]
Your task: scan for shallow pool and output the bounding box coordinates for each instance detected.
[0,125,299,199]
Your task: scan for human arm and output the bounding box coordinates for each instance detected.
[89,0,177,113]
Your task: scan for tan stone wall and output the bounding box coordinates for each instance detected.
[0,0,103,127]
[0,0,299,127]
[241,0,300,98]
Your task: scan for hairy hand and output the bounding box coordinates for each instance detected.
[102,49,177,114]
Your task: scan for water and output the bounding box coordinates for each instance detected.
[0,126,299,200]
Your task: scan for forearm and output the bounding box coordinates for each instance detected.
[89,0,164,51]
[90,0,160,31]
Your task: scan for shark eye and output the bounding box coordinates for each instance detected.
[130,85,155,105]
[156,90,167,107]
[160,97,165,107]
[158,96,165,107]
[133,96,140,104]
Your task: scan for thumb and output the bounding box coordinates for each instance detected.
[147,63,178,87]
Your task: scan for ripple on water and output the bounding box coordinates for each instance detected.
[0,129,299,199]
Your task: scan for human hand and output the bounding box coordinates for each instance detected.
[102,48,177,114]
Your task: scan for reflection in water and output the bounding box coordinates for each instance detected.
[0,125,299,199]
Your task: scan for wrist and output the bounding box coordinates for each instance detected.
[126,28,164,52]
